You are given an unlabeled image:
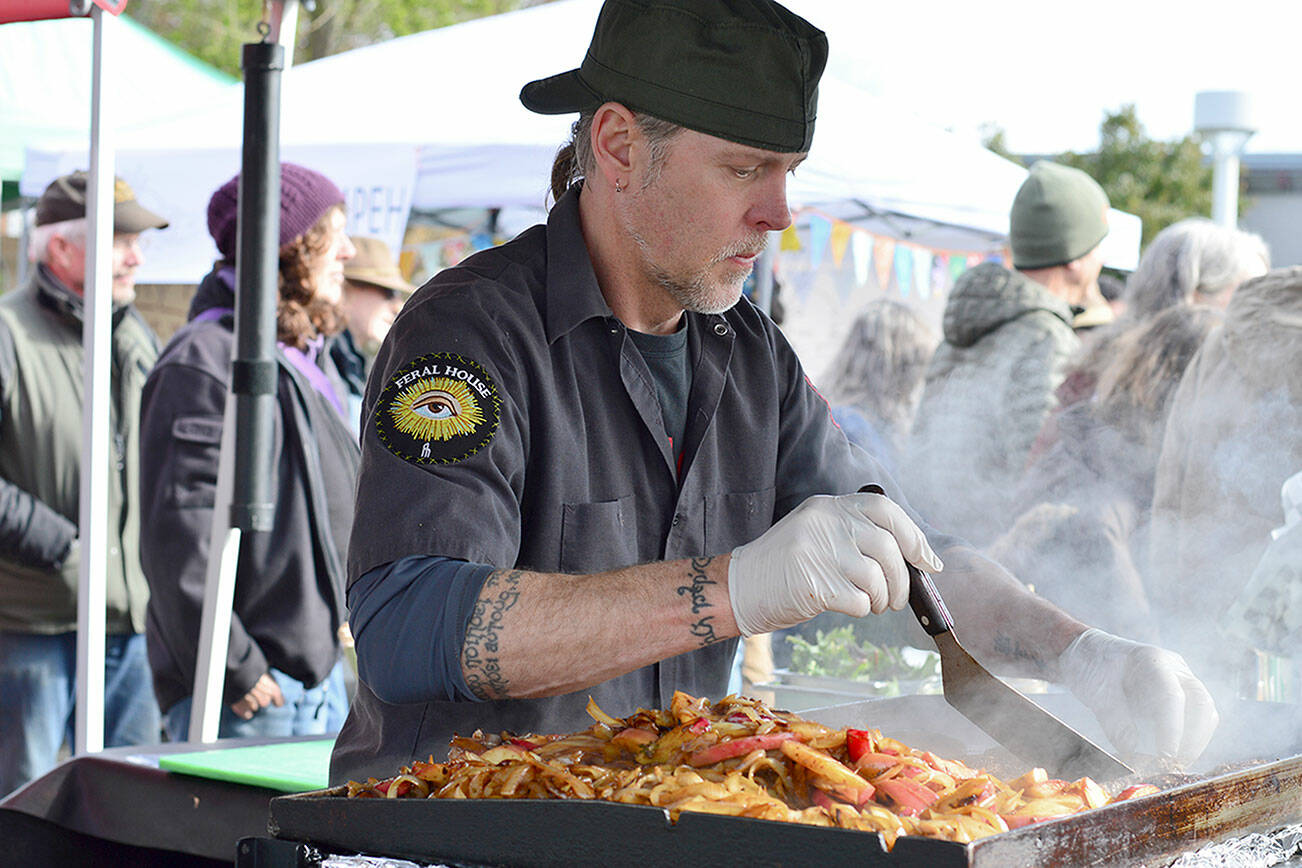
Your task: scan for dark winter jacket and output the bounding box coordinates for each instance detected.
[0,264,156,634]
[904,263,1079,546]
[138,266,358,711]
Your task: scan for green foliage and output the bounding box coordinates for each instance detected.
[785,625,939,686]
[1057,105,1219,248]
[130,0,546,78]
[980,122,1023,167]
[982,106,1242,247]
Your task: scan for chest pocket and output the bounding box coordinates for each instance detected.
[168,414,223,509]
[559,494,638,573]
[704,487,775,554]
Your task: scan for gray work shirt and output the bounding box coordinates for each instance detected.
[331,186,930,784]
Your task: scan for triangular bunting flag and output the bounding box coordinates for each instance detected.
[949,254,967,283]
[873,236,894,291]
[912,248,933,300]
[808,215,832,270]
[780,224,802,251]
[893,245,913,299]
[851,232,871,288]
[930,253,950,297]
[830,221,853,267]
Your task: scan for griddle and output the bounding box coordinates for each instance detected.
[270,751,1302,867]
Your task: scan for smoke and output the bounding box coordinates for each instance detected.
[889,268,1301,771]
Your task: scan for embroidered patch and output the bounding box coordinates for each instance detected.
[375,353,500,465]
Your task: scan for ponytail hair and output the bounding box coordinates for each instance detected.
[547,109,682,205]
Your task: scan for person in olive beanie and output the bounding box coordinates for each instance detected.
[906,161,1111,546]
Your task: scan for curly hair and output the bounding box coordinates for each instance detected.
[277,204,345,350]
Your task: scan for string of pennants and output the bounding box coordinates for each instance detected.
[776,209,1008,305]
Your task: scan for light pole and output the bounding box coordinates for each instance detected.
[1194,91,1256,228]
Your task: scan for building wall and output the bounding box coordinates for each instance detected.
[1241,155,1302,268]
[134,283,197,344]
[1240,192,1302,268]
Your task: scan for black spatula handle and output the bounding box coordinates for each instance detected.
[859,483,954,636]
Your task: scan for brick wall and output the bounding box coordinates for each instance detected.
[133,283,197,344]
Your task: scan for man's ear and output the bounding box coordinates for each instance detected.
[590,101,638,190]
[47,233,80,271]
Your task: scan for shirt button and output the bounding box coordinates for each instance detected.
[713,323,728,336]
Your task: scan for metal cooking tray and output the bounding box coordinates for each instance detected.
[270,753,1302,867]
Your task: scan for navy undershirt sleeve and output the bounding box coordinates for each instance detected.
[348,555,495,704]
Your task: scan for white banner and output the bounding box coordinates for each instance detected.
[23,143,419,284]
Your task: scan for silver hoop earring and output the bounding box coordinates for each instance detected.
[615,179,624,194]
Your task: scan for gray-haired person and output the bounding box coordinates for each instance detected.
[0,172,167,795]
[1124,218,1268,319]
[820,299,938,476]
[330,0,1218,785]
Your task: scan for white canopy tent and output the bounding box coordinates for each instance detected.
[0,13,234,183]
[22,0,1139,284]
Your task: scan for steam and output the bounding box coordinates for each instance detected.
[781,261,1301,772]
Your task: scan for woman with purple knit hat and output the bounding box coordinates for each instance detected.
[138,163,359,740]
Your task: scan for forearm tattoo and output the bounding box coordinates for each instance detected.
[994,633,1046,673]
[679,556,720,647]
[463,569,522,700]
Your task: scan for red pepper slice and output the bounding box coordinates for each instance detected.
[845,728,875,763]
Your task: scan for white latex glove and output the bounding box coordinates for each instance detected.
[1058,628,1219,765]
[728,491,943,637]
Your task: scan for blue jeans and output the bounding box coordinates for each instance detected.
[162,660,348,742]
[0,631,160,798]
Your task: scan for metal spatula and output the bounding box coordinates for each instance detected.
[860,484,1133,780]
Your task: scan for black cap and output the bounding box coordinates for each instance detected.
[520,0,826,154]
[35,171,169,233]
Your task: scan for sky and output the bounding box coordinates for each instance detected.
[779,0,1302,156]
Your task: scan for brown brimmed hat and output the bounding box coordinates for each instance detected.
[36,171,168,232]
[344,236,414,296]
[520,0,827,154]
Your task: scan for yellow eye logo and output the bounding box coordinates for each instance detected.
[390,377,485,441]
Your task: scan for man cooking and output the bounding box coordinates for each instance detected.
[330,0,1217,785]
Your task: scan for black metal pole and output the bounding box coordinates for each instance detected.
[230,40,283,533]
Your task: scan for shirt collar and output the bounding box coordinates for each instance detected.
[544,184,618,345]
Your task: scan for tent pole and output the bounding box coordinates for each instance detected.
[268,0,300,70]
[74,3,115,757]
[188,37,284,743]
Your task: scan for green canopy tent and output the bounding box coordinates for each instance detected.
[0,13,234,204]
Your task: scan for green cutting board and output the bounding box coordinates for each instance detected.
[158,738,334,793]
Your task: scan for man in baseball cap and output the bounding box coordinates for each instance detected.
[0,170,166,794]
[32,170,168,304]
[331,0,1218,786]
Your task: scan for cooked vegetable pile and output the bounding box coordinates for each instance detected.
[345,692,1156,846]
